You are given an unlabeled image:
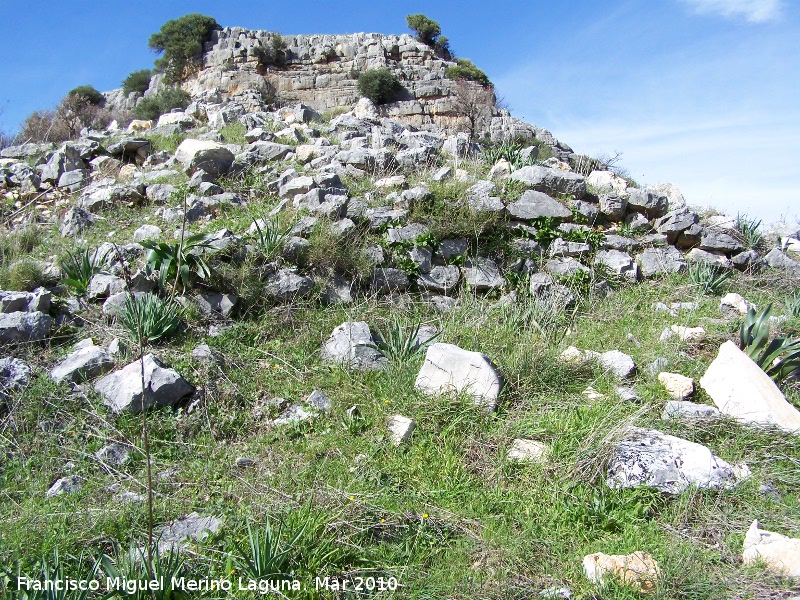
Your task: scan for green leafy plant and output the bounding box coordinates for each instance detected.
[1,549,101,600]
[446,58,491,87]
[688,261,732,295]
[148,13,221,82]
[562,226,606,248]
[60,247,109,296]
[122,69,152,95]
[529,217,560,245]
[142,233,212,292]
[67,85,105,107]
[366,319,439,363]
[405,13,449,54]
[132,87,191,121]
[787,291,800,319]
[231,518,303,581]
[357,69,402,105]
[740,304,800,384]
[118,293,183,345]
[735,213,763,249]
[101,543,188,600]
[249,217,293,263]
[483,143,535,170]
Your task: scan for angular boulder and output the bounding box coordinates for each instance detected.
[94,354,194,414]
[175,140,234,177]
[700,341,800,434]
[321,321,387,371]
[509,165,586,198]
[506,190,572,221]
[636,246,686,277]
[414,343,503,411]
[606,427,748,494]
[50,341,115,384]
[0,311,52,343]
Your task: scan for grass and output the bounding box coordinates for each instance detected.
[2,164,800,599]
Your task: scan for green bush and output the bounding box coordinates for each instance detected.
[446,58,491,87]
[118,293,183,345]
[67,85,105,106]
[254,34,289,67]
[406,14,441,46]
[132,87,192,121]
[740,304,800,384]
[122,69,152,95]
[148,13,221,82]
[357,68,402,105]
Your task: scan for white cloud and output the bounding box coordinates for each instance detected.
[680,0,784,23]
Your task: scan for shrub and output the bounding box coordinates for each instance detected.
[132,87,191,121]
[446,59,491,87]
[740,304,800,384]
[118,293,183,345]
[67,85,105,106]
[255,34,289,67]
[357,68,402,105]
[122,69,152,95]
[19,91,116,143]
[148,13,221,82]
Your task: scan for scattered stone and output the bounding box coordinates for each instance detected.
[700,341,800,434]
[191,344,224,365]
[636,246,686,277]
[719,293,752,318]
[507,439,550,463]
[371,268,410,293]
[174,140,234,177]
[598,350,636,379]
[662,401,721,421]
[509,165,586,198]
[463,258,504,291]
[658,372,694,400]
[235,457,256,467]
[94,354,194,414]
[0,311,52,343]
[606,427,748,494]
[0,357,31,397]
[582,387,605,401]
[764,248,800,275]
[387,415,416,445]
[414,343,503,411]
[194,292,237,319]
[94,443,130,466]
[133,224,161,242]
[264,269,314,300]
[583,551,661,593]
[507,190,572,221]
[46,476,83,498]
[306,390,332,412]
[594,250,638,280]
[155,512,222,553]
[742,520,800,577]
[615,386,640,402]
[50,341,115,384]
[662,325,706,342]
[418,265,461,293]
[599,193,628,221]
[626,188,668,218]
[321,321,387,371]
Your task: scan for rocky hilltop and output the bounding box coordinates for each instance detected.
[1,18,800,600]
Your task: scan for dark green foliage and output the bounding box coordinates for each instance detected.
[735,213,763,249]
[142,233,212,292]
[60,248,108,297]
[67,85,105,106]
[445,58,491,87]
[357,68,402,105]
[366,319,440,363]
[249,217,293,263]
[118,293,183,345]
[3,549,100,600]
[406,14,441,46]
[148,13,221,82]
[482,142,535,170]
[100,543,188,600]
[132,87,191,121]
[254,34,289,67]
[740,304,800,384]
[122,69,152,95]
[688,262,732,295]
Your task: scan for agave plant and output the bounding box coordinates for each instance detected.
[735,213,763,249]
[688,261,732,295]
[366,319,440,363]
[482,142,537,170]
[141,233,212,292]
[249,217,293,263]
[740,304,800,384]
[117,293,183,345]
[100,543,188,600]
[60,247,109,296]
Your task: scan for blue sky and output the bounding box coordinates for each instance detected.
[2,0,797,222]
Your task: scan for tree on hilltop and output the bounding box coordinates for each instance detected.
[406,14,450,57]
[148,14,221,83]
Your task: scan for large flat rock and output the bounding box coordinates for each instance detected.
[700,341,800,434]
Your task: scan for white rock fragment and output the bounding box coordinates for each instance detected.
[658,372,694,400]
[507,439,550,463]
[387,415,415,445]
[743,519,800,577]
[700,341,800,434]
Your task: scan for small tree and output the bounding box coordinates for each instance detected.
[122,69,153,95]
[406,14,450,56]
[148,14,221,83]
[68,85,105,107]
[451,79,496,140]
[357,69,402,105]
